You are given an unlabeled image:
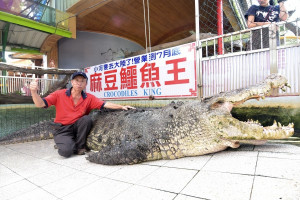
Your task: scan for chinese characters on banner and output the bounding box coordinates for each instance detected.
[85,42,197,99]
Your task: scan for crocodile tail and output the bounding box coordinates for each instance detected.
[86,144,150,165]
[0,120,56,145]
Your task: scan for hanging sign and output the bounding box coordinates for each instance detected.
[85,42,197,100]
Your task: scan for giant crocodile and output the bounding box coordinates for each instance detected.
[0,74,294,165]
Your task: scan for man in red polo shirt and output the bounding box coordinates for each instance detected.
[30,71,135,158]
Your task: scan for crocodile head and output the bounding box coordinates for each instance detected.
[205,74,294,145]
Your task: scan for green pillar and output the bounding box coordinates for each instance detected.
[2,22,10,64]
[1,23,9,94]
[2,23,10,76]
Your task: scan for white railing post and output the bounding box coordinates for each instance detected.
[43,55,48,80]
[269,23,278,74]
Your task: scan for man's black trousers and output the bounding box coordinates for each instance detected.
[53,115,92,157]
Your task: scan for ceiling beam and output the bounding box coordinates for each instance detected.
[40,34,62,54]
[67,0,113,18]
[154,24,195,46]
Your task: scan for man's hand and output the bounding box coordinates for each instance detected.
[30,79,39,93]
[29,79,46,108]
[278,0,288,21]
[122,105,136,110]
[104,102,136,110]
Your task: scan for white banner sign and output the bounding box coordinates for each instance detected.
[85,42,197,100]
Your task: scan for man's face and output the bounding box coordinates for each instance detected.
[71,76,87,91]
[258,0,270,6]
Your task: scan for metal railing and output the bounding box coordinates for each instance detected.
[0,0,72,30]
[200,19,300,59]
[0,75,59,96]
[199,19,300,98]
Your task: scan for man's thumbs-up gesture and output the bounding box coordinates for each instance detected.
[30,79,39,93]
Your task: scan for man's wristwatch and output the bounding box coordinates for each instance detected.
[278,0,286,3]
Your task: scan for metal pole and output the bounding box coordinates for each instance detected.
[195,0,202,99]
[217,0,223,55]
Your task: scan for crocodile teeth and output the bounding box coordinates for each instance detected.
[288,123,294,128]
[278,122,282,127]
[285,83,291,88]
[271,120,278,128]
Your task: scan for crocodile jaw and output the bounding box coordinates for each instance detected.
[262,120,294,139]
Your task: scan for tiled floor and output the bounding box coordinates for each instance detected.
[0,140,300,200]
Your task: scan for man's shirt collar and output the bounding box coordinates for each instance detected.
[65,87,87,99]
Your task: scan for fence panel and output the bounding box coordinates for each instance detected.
[200,18,300,98]
[0,104,56,138]
[278,46,300,94]
[0,76,59,96]
[202,50,270,98]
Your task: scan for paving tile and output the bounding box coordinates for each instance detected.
[251,176,300,200]
[138,166,197,193]
[259,151,300,160]
[11,187,57,200]
[254,143,300,154]
[49,154,93,170]
[174,194,206,200]
[0,152,59,178]
[10,140,58,160]
[0,164,24,188]
[214,150,259,157]
[0,179,37,200]
[42,171,100,198]
[2,139,300,200]
[141,159,169,166]
[62,178,132,200]
[15,160,59,178]
[113,185,176,200]
[107,164,160,184]
[4,142,35,150]
[26,139,56,148]
[202,151,258,175]
[0,148,28,165]
[256,156,300,181]
[163,155,212,170]
[83,163,123,177]
[2,140,56,162]
[181,171,253,200]
[27,166,79,187]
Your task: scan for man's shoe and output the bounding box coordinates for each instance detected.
[76,148,87,155]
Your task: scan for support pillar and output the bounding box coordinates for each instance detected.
[195,0,203,99]
[217,0,224,55]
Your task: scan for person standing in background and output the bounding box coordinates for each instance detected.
[245,0,289,49]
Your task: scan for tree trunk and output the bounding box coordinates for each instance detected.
[0,62,77,75]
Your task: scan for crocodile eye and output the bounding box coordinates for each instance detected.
[210,98,225,109]
[216,99,225,104]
